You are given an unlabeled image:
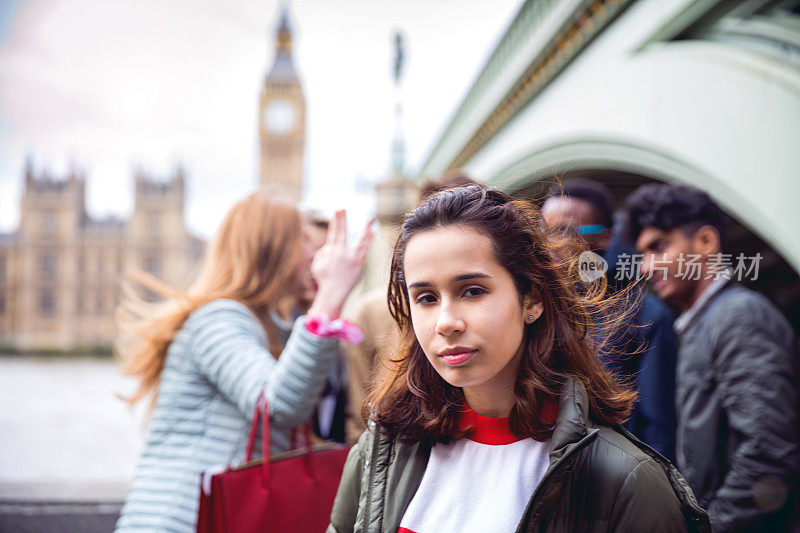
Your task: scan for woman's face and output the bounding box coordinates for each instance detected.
[294,223,324,299]
[403,225,542,405]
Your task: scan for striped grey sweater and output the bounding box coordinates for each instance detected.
[115,299,340,532]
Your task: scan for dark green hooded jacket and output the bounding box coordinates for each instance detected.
[328,380,710,533]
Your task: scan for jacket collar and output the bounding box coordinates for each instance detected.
[550,378,598,461]
[674,274,732,335]
[545,380,709,532]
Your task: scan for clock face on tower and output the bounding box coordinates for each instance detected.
[262,98,298,136]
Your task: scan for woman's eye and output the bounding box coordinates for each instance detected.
[415,294,437,305]
[463,287,485,298]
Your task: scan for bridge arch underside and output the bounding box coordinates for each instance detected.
[453,32,800,331]
[498,143,800,330]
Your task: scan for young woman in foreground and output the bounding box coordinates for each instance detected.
[115,191,371,532]
[328,185,709,533]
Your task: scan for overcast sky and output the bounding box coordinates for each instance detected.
[0,0,520,239]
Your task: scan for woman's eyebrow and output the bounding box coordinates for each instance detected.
[452,272,491,282]
[408,272,491,289]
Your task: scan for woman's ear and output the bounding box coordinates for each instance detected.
[523,295,544,324]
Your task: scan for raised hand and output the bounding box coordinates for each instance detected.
[307,210,374,319]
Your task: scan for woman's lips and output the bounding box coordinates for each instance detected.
[440,350,476,366]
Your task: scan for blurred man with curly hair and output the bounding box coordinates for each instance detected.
[625,183,799,532]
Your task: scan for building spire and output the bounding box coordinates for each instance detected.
[276,3,292,53]
[266,3,298,83]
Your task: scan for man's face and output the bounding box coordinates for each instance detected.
[542,197,610,254]
[635,227,700,308]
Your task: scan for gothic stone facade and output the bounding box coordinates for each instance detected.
[0,162,204,351]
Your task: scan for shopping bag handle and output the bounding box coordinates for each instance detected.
[245,392,270,463]
[244,392,314,489]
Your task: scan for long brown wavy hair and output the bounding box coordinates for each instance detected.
[117,190,304,406]
[367,184,638,443]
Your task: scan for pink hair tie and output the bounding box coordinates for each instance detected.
[305,314,364,344]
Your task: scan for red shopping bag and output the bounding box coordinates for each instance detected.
[197,394,351,533]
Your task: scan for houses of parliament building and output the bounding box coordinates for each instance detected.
[0,162,204,351]
[0,9,306,350]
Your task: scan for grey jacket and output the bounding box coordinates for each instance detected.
[675,281,799,532]
[328,379,709,533]
[116,299,340,532]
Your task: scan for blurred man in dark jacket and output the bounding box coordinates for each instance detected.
[543,179,677,461]
[625,183,799,532]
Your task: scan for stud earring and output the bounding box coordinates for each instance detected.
[527,315,535,322]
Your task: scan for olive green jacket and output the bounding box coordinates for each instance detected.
[327,380,710,533]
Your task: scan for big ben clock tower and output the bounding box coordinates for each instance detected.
[259,6,306,200]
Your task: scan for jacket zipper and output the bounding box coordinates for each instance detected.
[515,430,599,532]
[363,427,381,532]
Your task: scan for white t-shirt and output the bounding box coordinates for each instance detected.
[398,407,552,533]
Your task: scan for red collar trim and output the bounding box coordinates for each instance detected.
[457,399,559,446]
[458,407,521,445]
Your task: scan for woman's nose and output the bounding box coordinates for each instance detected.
[435,304,465,336]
